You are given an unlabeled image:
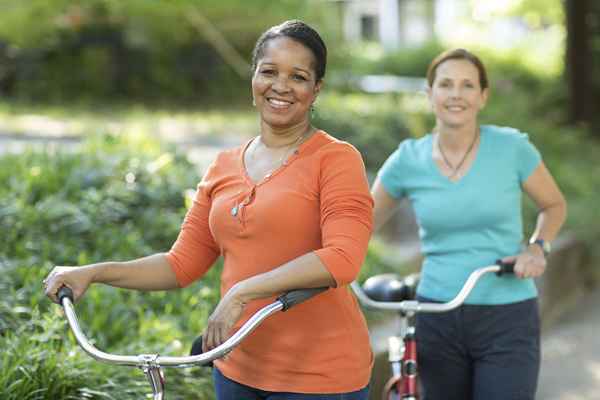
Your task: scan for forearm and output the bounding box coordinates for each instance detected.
[89,253,180,291]
[530,201,567,242]
[232,252,335,303]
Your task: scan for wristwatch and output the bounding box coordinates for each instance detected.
[529,238,551,255]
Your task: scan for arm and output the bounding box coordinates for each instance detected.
[372,177,400,232]
[44,253,179,304]
[503,162,567,278]
[523,162,567,244]
[202,253,335,351]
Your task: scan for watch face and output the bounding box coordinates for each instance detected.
[531,239,550,254]
[542,241,551,253]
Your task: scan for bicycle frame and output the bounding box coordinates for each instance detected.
[57,286,327,400]
[351,262,514,400]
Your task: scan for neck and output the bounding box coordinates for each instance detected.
[435,121,479,151]
[260,119,313,148]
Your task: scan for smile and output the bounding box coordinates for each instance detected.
[446,105,466,112]
[267,98,294,109]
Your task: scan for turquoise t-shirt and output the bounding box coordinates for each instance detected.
[378,125,542,304]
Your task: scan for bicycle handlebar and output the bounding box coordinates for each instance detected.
[351,261,514,313]
[59,286,327,368]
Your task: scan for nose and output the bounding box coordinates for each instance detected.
[271,75,291,93]
[450,86,462,99]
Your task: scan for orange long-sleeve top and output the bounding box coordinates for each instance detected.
[166,130,374,393]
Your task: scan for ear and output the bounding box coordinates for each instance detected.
[314,79,323,97]
[479,87,489,109]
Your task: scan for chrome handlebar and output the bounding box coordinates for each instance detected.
[351,264,509,313]
[59,286,327,368]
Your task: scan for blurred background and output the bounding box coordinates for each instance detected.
[1,0,599,399]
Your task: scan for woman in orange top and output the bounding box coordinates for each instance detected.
[44,20,374,399]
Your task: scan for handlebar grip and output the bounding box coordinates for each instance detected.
[495,260,515,276]
[58,286,74,304]
[189,336,214,367]
[277,287,328,311]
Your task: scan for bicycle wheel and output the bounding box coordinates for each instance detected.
[382,376,403,400]
[382,375,419,400]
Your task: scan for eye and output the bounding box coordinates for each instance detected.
[292,74,309,82]
[260,69,276,76]
[438,81,450,88]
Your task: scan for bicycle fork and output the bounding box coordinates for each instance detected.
[387,328,418,400]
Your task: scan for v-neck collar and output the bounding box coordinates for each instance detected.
[429,126,485,185]
[239,130,323,187]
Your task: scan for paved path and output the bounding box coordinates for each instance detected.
[538,287,600,399]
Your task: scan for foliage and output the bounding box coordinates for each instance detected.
[0,133,221,398]
[0,0,332,104]
[331,40,445,79]
[314,92,420,171]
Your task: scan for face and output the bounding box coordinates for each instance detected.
[428,59,488,129]
[252,37,322,130]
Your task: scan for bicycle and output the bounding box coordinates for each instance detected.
[351,261,515,400]
[55,286,327,400]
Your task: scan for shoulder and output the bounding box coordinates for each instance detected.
[482,124,532,146]
[386,134,432,168]
[201,141,246,182]
[309,130,364,162]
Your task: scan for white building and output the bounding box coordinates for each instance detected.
[338,0,530,51]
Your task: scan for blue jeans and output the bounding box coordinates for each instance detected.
[213,367,370,400]
[416,297,540,400]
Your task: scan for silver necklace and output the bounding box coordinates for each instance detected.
[437,128,479,179]
[250,132,305,176]
[231,130,309,217]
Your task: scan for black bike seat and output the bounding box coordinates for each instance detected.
[361,273,419,302]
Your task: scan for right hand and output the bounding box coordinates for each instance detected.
[44,265,95,304]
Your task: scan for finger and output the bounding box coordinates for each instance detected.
[201,332,209,353]
[501,255,518,263]
[45,282,60,304]
[513,262,525,279]
[216,324,227,348]
[205,325,216,352]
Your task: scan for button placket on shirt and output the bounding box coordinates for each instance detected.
[235,149,301,227]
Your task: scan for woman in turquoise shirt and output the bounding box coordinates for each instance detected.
[372,49,567,400]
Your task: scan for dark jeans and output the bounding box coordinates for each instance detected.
[213,367,370,400]
[416,297,540,400]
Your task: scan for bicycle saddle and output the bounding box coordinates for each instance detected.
[361,273,419,302]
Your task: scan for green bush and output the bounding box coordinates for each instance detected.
[314,92,420,171]
[0,0,336,104]
[0,133,222,399]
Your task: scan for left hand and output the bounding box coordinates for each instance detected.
[502,244,547,279]
[201,285,247,353]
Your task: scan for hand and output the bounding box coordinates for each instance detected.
[43,265,95,304]
[502,245,547,279]
[202,285,247,353]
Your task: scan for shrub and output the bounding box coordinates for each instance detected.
[0,133,221,398]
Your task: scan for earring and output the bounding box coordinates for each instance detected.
[252,98,256,107]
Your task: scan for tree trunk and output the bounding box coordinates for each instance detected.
[565,0,592,125]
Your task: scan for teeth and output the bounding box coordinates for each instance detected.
[268,98,292,108]
[447,106,465,111]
